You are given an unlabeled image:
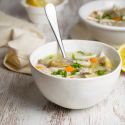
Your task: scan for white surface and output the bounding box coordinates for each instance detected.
[69,21,93,40]
[30,40,121,109]
[0,48,125,125]
[79,0,125,46]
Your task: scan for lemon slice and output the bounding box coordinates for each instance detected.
[118,44,125,72]
[26,0,48,7]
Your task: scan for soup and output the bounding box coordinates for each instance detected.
[88,6,125,27]
[35,51,113,78]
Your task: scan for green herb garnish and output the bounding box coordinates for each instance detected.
[48,55,54,59]
[96,15,101,20]
[52,70,67,77]
[62,71,67,77]
[102,12,112,19]
[121,15,125,20]
[97,70,106,76]
[72,53,76,60]
[72,62,83,68]
[71,69,79,75]
[77,51,85,55]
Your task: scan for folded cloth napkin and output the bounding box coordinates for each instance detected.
[0,11,45,74]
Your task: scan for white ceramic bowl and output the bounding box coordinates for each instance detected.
[21,0,68,24]
[30,40,121,109]
[79,0,125,46]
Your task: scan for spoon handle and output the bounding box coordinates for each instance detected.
[45,3,66,58]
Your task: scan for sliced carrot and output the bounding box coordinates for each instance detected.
[65,65,75,72]
[90,57,98,63]
[35,65,44,70]
[112,16,121,21]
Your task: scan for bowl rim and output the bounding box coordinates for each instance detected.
[30,40,122,81]
[79,0,125,31]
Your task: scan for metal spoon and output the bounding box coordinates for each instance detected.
[45,3,72,64]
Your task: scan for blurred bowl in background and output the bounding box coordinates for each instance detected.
[79,0,125,47]
[21,0,68,25]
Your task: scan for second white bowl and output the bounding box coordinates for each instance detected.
[79,0,125,47]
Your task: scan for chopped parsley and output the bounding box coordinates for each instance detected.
[72,53,76,60]
[52,70,67,77]
[71,69,79,75]
[102,12,112,19]
[72,62,83,68]
[97,70,106,76]
[77,51,85,55]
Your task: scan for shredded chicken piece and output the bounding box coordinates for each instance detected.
[77,60,91,67]
[80,68,92,75]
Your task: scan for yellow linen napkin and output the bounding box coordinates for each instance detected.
[0,11,45,74]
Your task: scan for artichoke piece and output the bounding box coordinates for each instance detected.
[99,52,113,70]
[48,59,69,68]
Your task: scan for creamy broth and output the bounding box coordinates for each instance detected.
[35,51,113,78]
[88,6,125,27]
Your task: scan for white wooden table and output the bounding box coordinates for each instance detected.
[1,0,125,125]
